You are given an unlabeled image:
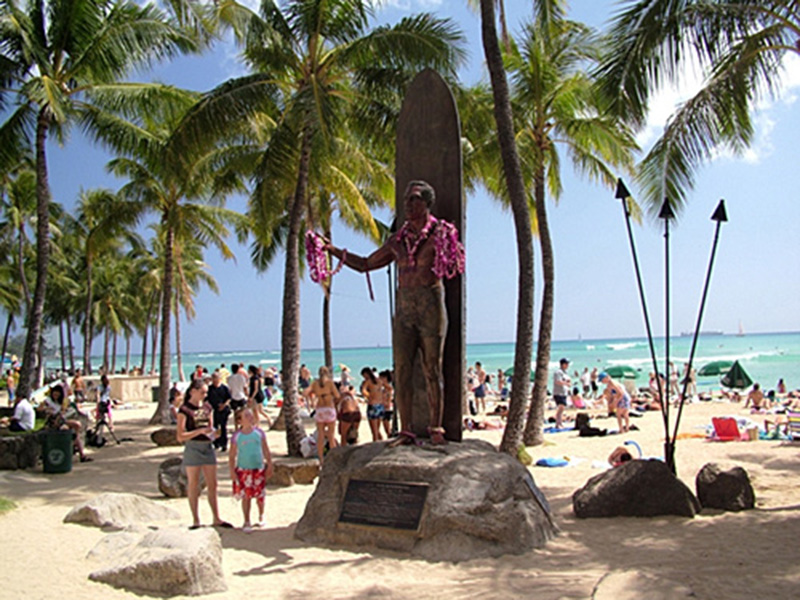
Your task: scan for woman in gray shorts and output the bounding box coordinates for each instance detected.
[177,379,232,529]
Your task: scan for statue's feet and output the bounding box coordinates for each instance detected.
[387,430,418,448]
[427,427,447,445]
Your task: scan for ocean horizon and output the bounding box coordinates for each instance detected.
[53,330,800,393]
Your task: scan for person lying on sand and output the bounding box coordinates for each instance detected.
[608,446,633,467]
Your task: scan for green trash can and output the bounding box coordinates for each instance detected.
[151,385,160,402]
[42,429,73,473]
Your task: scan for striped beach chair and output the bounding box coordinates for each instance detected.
[787,411,800,441]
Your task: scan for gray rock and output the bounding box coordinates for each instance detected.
[150,427,180,446]
[89,527,226,596]
[267,458,320,486]
[0,432,41,470]
[696,462,755,511]
[295,440,556,562]
[64,492,181,530]
[158,457,206,498]
[573,459,700,518]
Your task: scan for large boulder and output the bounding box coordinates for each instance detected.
[150,428,181,446]
[267,457,320,486]
[573,459,700,518]
[0,432,41,470]
[158,457,206,498]
[88,527,226,596]
[695,462,755,511]
[295,440,556,562]
[64,492,181,530]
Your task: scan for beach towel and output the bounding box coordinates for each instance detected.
[543,426,573,434]
[788,411,800,441]
[535,457,569,468]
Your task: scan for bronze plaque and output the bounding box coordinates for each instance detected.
[338,479,429,531]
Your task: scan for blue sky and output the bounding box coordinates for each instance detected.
[40,0,800,354]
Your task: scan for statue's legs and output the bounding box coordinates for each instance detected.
[394,285,447,434]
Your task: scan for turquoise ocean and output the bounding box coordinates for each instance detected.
[84,331,799,393]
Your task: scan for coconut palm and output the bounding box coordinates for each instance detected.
[0,0,197,399]
[495,5,638,446]
[596,0,800,211]
[170,0,465,455]
[478,0,536,455]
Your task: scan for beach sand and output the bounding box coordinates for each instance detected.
[1,399,799,599]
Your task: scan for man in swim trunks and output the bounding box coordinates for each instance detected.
[327,181,463,445]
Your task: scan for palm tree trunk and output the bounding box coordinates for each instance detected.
[65,313,75,373]
[59,321,66,372]
[150,317,158,375]
[16,109,52,400]
[125,333,131,373]
[497,0,511,53]
[523,171,555,446]
[1,313,12,370]
[17,225,31,315]
[36,333,44,387]
[111,332,118,374]
[103,326,110,373]
[322,228,333,371]
[480,0,536,455]
[175,291,185,382]
[140,296,152,373]
[83,260,94,374]
[280,126,313,456]
[150,222,174,424]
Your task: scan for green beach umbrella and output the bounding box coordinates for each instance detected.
[697,359,734,377]
[504,366,535,382]
[603,365,639,379]
[720,360,753,389]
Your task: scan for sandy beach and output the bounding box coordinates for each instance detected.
[2,399,799,600]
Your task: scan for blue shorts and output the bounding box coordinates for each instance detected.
[553,395,568,407]
[367,404,385,420]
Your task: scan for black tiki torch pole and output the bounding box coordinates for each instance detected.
[615,179,668,435]
[658,199,676,472]
[672,200,728,448]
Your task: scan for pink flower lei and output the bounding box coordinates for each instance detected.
[305,230,345,284]
[397,215,465,279]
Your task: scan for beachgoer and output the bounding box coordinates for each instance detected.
[326,180,464,445]
[553,358,571,429]
[176,378,231,530]
[580,368,591,397]
[247,365,271,427]
[570,386,586,410]
[669,362,680,399]
[745,383,769,412]
[473,362,488,414]
[608,446,633,467]
[777,378,787,395]
[71,369,86,404]
[379,370,395,437]
[191,364,205,383]
[96,374,114,431]
[338,386,361,445]
[228,408,273,532]
[361,367,384,441]
[218,363,230,383]
[340,366,351,388]
[1,394,34,431]
[303,366,340,464]
[590,367,599,399]
[44,384,92,462]
[169,387,183,424]
[207,371,232,451]
[299,364,311,391]
[599,372,630,433]
[5,369,16,406]
[227,363,248,411]
[683,362,697,397]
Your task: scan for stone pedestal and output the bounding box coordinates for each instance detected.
[295,440,556,562]
[267,458,320,486]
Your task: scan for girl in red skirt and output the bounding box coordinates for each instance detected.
[228,408,273,532]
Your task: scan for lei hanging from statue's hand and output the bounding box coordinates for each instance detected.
[305,231,346,284]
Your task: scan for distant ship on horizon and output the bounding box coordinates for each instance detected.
[680,329,724,337]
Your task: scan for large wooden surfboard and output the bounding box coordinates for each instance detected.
[395,69,464,442]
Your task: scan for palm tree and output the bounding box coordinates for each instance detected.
[596,0,800,210]
[170,0,465,455]
[69,189,142,374]
[494,5,638,446]
[0,0,197,399]
[97,87,247,424]
[478,0,536,455]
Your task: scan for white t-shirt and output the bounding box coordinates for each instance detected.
[227,372,248,400]
[553,368,570,397]
[580,371,591,387]
[13,398,35,430]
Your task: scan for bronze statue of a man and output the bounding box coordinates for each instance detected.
[326,180,464,444]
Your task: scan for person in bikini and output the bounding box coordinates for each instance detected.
[303,366,340,464]
[337,386,361,445]
[361,367,384,441]
[327,181,464,445]
[379,370,395,437]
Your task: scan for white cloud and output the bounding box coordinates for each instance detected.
[375,0,442,11]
